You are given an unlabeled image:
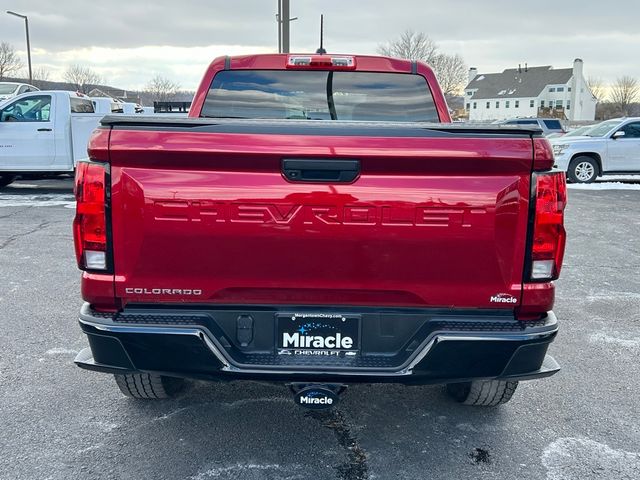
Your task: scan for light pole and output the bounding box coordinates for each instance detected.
[277,1,281,54]
[6,10,32,82]
[276,0,297,53]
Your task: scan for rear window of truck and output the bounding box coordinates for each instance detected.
[201,70,438,122]
[70,97,95,113]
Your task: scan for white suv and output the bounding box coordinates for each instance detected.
[550,118,640,183]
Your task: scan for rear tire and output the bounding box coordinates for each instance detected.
[446,380,518,406]
[567,156,598,183]
[0,174,16,188]
[114,373,185,399]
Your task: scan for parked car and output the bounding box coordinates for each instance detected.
[88,97,144,114]
[72,53,565,409]
[501,118,566,137]
[121,102,144,114]
[550,117,640,183]
[90,97,126,114]
[547,125,594,140]
[564,125,594,137]
[0,91,104,187]
[0,82,40,103]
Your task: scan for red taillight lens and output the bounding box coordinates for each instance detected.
[73,161,109,271]
[530,172,567,280]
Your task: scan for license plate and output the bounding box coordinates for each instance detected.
[277,313,360,352]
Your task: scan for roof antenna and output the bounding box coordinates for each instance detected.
[316,14,327,54]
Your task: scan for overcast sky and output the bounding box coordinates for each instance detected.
[2,0,639,91]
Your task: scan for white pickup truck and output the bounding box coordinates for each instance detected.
[0,91,110,187]
[551,117,640,183]
[91,97,144,115]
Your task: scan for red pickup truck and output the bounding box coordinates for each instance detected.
[73,53,566,408]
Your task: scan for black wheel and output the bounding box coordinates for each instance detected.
[446,380,518,406]
[0,174,16,188]
[567,156,599,183]
[114,373,185,399]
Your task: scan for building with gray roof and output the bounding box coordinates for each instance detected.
[464,59,596,122]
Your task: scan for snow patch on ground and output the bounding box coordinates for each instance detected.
[589,332,640,349]
[0,194,75,207]
[455,423,480,433]
[220,397,291,408]
[190,463,303,479]
[45,348,78,355]
[154,407,190,421]
[94,421,119,433]
[542,437,640,480]
[568,182,640,190]
[596,175,640,181]
[586,292,640,302]
[77,443,104,454]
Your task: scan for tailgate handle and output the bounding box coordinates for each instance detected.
[282,159,360,183]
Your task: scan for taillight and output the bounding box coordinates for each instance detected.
[73,161,109,271]
[530,172,567,281]
[286,55,356,69]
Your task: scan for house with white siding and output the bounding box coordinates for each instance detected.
[463,59,596,122]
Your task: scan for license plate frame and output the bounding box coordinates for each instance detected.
[276,313,360,354]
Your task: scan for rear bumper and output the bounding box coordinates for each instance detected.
[75,303,560,385]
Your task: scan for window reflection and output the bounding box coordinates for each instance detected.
[202,71,438,122]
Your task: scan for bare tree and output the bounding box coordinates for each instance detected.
[587,77,606,102]
[0,42,23,80]
[610,76,639,115]
[595,102,620,121]
[65,64,102,93]
[145,74,181,102]
[378,31,439,63]
[378,30,467,95]
[31,66,51,89]
[431,53,467,96]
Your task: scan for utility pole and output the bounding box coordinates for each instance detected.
[6,11,32,81]
[277,1,282,54]
[281,0,290,53]
[276,0,297,53]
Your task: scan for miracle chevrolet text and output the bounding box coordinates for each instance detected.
[73,53,566,408]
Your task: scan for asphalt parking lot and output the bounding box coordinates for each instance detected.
[1,176,639,480]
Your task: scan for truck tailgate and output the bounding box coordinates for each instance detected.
[107,121,534,309]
